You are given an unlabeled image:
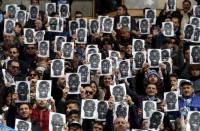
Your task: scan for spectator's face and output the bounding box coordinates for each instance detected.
[103,75,113,87]
[170,76,178,87]
[34,20,42,31]
[9,61,20,76]
[37,99,47,108]
[90,83,97,94]
[19,104,31,119]
[182,1,191,13]
[26,45,37,55]
[3,35,14,45]
[28,71,39,81]
[191,68,200,77]
[66,103,79,114]
[93,123,103,131]
[148,75,158,84]
[85,86,94,99]
[57,77,66,87]
[31,0,39,5]
[9,48,19,60]
[68,113,80,123]
[114,117,128,129]
[126,45,132,55]
[172,18,179,29]
[117,7,126,16]
[182,85,193,96]
[184,49,190,61]
[145,84,157,96]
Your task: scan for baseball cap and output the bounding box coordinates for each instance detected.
[180,80,193,87]
[68,121,82,129]
[146,70,160,79]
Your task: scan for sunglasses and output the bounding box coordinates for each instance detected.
[85,90,93,95]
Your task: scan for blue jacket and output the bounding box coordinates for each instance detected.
[179,95,200,111]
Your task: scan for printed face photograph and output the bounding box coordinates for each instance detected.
[188,112,200,131]
[149,111,163,130]
[146,9,155,24]
[78,18,87,28]
[62,42,73,58]
[194,5,200,17]
[78,65,89,83]
[140,19,149,34]
[101,59,111,75]
[165,92,177,110]
[116,103,128,118]
[133,39,144,51]
[76,28,87,43]
[97,101,108,120]
[184,24,194,40]
[17,10,26,25]
[89,53,101,69]
[83,99,96,118]
[29,6,38,20]
[119,60,129,78]
[191,46,200,63]
[7,5,16,18]
[55,36,66,52]
[49,17,58,31]
[4,19,15,34]
[70,21,79,35]
[59,4,69,18]
[90,19,100,33]
[192,27,200,42]
[51,59,64,77]
[161,49,170,62]
[38,81,50,98]
[112,85,125,102]
[16,81,29,101]
[46,3,55,16]
[120,16,130,29]
[25,29,34,43]
[35,31,44,42]
[167,0,175,10]
[143,101,156,118]
[134,51,145,69]
[15,119,31,131]
[39,41,49,57]
[102,17,113,33]
[149,49,161,67]
[49,112,66,131]
[67,73,80,94]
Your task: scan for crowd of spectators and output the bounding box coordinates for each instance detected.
[0,0,200,131]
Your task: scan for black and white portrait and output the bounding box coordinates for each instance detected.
[102,17,114,33]
[77,65,90,84]
[145,9,156,25]
[190,45,200,64]
[161,49,171,62]
[69,20,79,36]
[15,81,30,102]
[162,22,174,37]
[110,83,126,102]
[59,4,69,18]
[29,5,39,20]
[132,39,145,52]
[98,15,109,30]
[109,51,121,60]
[34,30,45,42]
[120,16,131,30]
[148,49,161,68]
[139,18,150,34]
[186,111,200,131]
[163,61,172,74]
[61,42,74,59]
[51,59,65,77]
[190,16,200,27]
[36,80,52,100]
[16,10,27,26]
[191,27,200,43]
[114,102,129,121]
[149,111,164,130]
[133,51,146,69]
[24,28,35,44]
[143,101,157,119]
[55,36,66,52]
[166,0,176,11]
[118,60,131,79]
[6,4,17,19]
[89,19,100,34]
[4,19,15,35]
[89,53,101,70]
[193,5,200,17]
[66,73,81,94]
[184,24,195,41]
[2,69,15,85]
[110,57,117,69]
[81,99,97,119]
[38,41,49,57]
[46,3,56,16]
[77,18,87,29]
[76,28,87,43]
[97,101,108,120]
[15,119,31,131]
[48,17,59,32]
[164,91,178,112]
[86,46,99,58]
[101,59,112,75]
[49,112,66,131]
